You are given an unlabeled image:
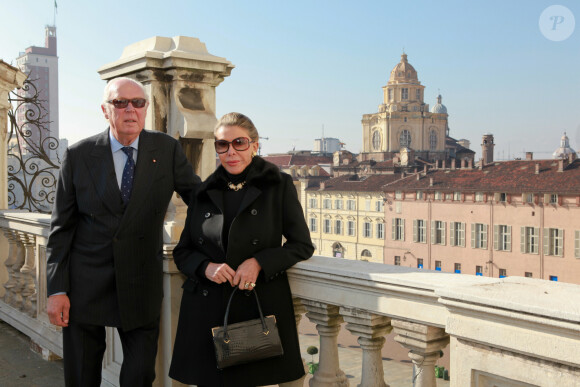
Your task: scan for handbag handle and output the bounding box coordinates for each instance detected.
[222,288,269,343]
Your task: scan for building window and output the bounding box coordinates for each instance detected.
[404,117,407,122]
[395,191,403,200]
[521,227,539,254]
[454,263,461,274]
[493,225,512,251]
[372,131,381,151]
[498,193,507,202]
[435,260,441,271]
[333,243,344,258]
[476,266,483,276]
[431,221,446,245]
[388,88,393,101]
[549,194,558,204]
[399,130,411,148]
[401,88,408,100]
[309,218,317,232]
[416,191,423,200]
[413,219,427,243]
[575,230,580,258]
[334,220,343,235]
[434,191,442,201]
[347,221,355,236]
[392,218,405,241]
[429,130,437,151]
[416,89,421,100]
[363,222,372,238]
[365,199,371,211]
[323,219,331,234]
[309,198,317,209]
[450,222,465,247]
[475,192,484,202]
[375,200,384,212]
[335,199,343,210]
[499,269,507,278]
[323,198,332,209]
[361,250,372,260]
[394,256,401,265]
[524,193,534,203]
[377,223,384,239]
[471,223,488,249]
[347,199,356,210]
[549,275,558,282]
[525,272,533,278]
[453,192,461,201]
[417,258,424,269]
[544,228,564,256]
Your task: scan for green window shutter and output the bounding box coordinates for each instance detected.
[461,223,466,247]
[533,227,539,254]
[401,219,405,241]
[392,218,396,240]
[543,228,549,256]
[506,226,512,252]
[471,224,475,248]
[482,225,488,249]
[493,225,499,251]
[450,222,455,246]
[413,220,418,242]
[575,230,580,258]
[431,221,436,245]
[441,222,446,246]
[520,226,526,253]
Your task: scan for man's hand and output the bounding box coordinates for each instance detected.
[205,263,236,285]
[47,294,70,327]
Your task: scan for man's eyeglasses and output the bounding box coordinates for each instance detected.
[214,137,254,154]
[107,98,147,109]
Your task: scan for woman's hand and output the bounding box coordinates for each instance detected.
[233,258,262,290]
[205,263,236,285]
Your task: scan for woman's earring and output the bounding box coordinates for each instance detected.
[252,151,257,158]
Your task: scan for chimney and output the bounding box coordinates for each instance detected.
[461,159,466,168]
[416,173,420,180]
[423,164,428,174]
[568,153,575,163]
[429,177,434,187]
[535,164,540,174]
[320,181,325,189]
[401,172,406,178]
[442,159,446,169]
[468,159,473,169]
[558,159,564,172]
[526,152,533,160]
[451,159,456,170]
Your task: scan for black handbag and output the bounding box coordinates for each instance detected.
[211,287,284,369]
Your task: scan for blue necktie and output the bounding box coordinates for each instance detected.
[120,147,135,205]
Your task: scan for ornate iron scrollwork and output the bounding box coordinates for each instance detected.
[7,78,60,213]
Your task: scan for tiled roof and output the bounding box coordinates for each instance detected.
[306,174,402,192]
[383,159,580,194]
[263,154,332,167]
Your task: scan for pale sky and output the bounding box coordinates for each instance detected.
[2,0,579,160]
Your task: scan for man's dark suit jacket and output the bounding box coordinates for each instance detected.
[46,129,199,331]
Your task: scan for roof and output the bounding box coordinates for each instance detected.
[263,154,332,167]
[306,174,402,192]
[383,159,580,194]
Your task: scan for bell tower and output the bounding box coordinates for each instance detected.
[481,134,495,165]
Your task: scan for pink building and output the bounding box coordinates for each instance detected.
[382,154,580,284]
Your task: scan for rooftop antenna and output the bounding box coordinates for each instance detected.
[53,0,57,26]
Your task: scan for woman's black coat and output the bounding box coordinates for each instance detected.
[169,157,314,386]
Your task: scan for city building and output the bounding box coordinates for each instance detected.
[381,140,580,284]
[313,136,342,155]
[15,26,59,156]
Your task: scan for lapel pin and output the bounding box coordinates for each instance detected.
[153,159,157,163]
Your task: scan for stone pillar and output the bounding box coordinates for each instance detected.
[18,231,37,317]
[280,298,308,387]
[0,62,27,210]
[341,308,391,387]
[97,36,233,387]
[391,320,449,387]
[303,300,349,387]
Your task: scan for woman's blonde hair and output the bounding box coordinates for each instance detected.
[214,112,259,142]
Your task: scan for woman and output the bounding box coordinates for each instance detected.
[169,112,314,386]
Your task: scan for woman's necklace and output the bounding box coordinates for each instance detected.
[227,181,246,191]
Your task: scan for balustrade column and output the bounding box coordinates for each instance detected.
[18,231,37,317]
[391,319,449,387]
[341,308,391,387]
[280,297,308,387]
[302,300,349,387]
[2,228,25,307]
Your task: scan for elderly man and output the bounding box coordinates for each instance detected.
[46,77,199,386]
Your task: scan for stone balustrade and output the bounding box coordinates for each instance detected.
[1,210,579,386]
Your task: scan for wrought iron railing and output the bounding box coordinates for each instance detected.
[7,78,60,213]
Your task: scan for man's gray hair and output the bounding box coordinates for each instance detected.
[102,77,149,104]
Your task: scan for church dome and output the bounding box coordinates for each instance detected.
[431,94,447,114]
[389,53,418,83]
[552,132,577,159]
